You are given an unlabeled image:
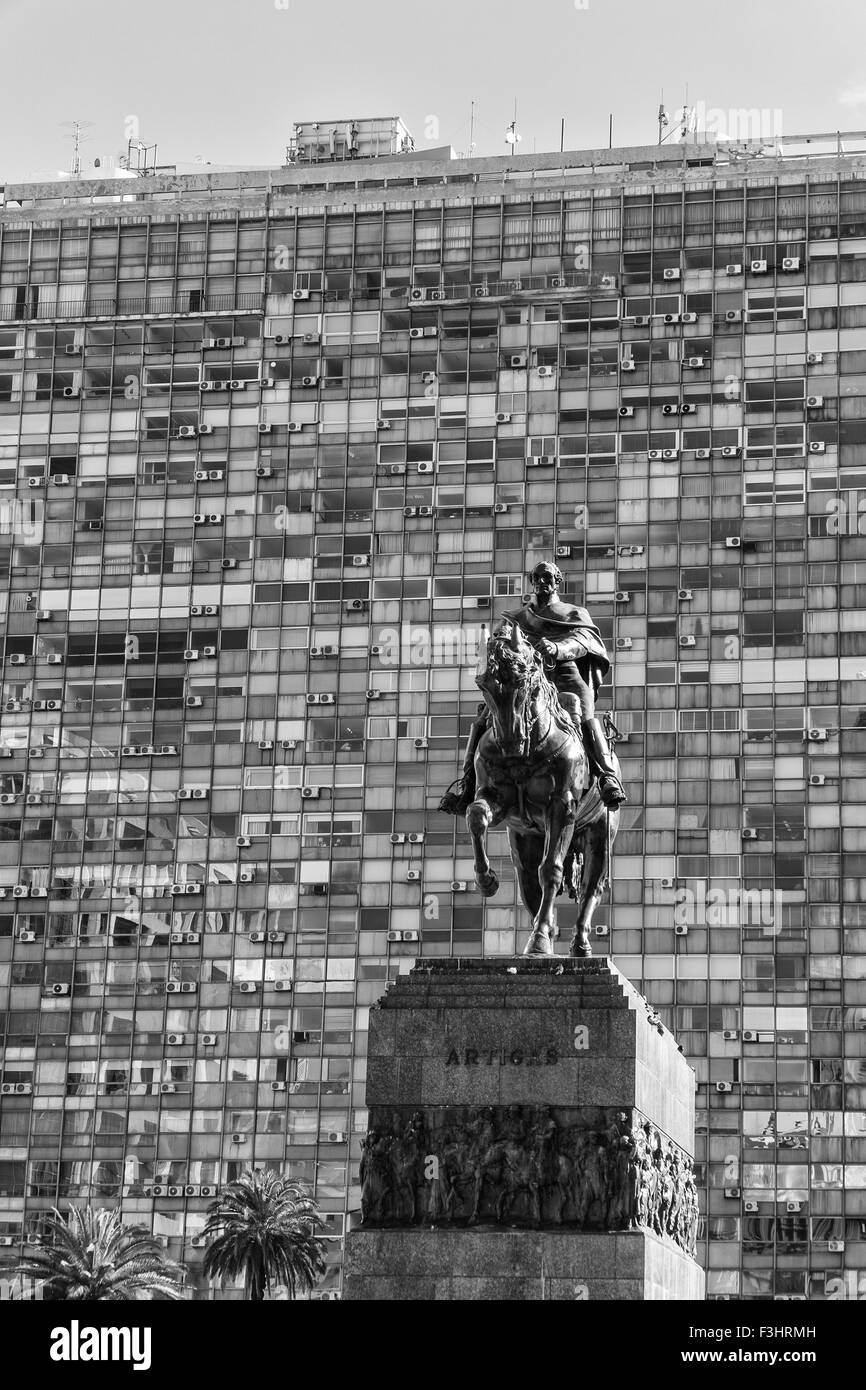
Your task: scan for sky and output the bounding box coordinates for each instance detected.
[3,0,866,182]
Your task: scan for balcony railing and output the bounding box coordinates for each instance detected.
[0,291,264,324]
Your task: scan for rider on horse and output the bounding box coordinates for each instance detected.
[439,561,627,815]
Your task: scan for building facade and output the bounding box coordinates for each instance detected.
[1,127,866,1299]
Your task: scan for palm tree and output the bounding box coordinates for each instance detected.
[201,1169,327,1300]
[16,1206,186,1300]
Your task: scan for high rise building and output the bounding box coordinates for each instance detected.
[1,121,865,1300]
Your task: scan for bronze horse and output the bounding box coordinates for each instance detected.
[465,622,619,957]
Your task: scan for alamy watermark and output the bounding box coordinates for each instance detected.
[692,101,783,142]
[675,882,783,936]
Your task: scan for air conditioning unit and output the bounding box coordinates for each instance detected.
[166,1033,186,1046]
[376,418,392,430]
[495,412,511,423]
[406,869,422,883]
[742,828,758,840]
[28,476,45,488]
[409,288,427,302]
[285,422,304,435]
[678,589,693,601]
[293,288,311,301]
[620,360,635,371]
[301,375,319,388]
[50,983,70,996]
[414,737,428,749]
[614,591,630,603]
[828,1240,845,1253]
[346,599,367,612]
[407,832,425,844]
[618,406,634,418]
[430,289,445,302]
[326,1131,348,1143]
[782,257,801,271]
[272,1081,287,1092]
[679,635,696,648]
[684,356,705,368]
[239,981,257,993]
[809,441,826,454]
[202,646,217,657]
[301,786,320,799]
[9,654,28,666]
[680,403,696,415]
[493,503,509,515]
[648,450,663,461]
[537,366,555,378]
[256,465,273,479]
[221,559,237,569]
[660,878,675,889]
[695,448,711,460]
[268,932,286,944]
[239,870,256,884]
[663,268,681,281]
[615,637,633,651]
[451,880,468,892]
[674,924,688,936]
[725,536,742,549]
[409,327,425,339]
[257,424,272,437]
[366,690,382,701]
[662,449,679,460]
[725,263,742,275]
[807,352,823,364]
[680,313,697,324]
[529,455,555,467]
[231,1133,247,1144]
[807,728,828,742]
[744,1200,759,1213]
[417,461,434,475]
[633,315,650,327]
[158,1087,176,1098]
[809,774,826,787]
[662,313,680,325]
[750,260,768,273]
[555,545,572,558]
[62,387,80,399]
[185,697,203,709]
[721,446,741,459]
[36,611,52,620]
[786,1201,802,1214]
[259,378,275,389]
[724,1187,741,1199]
[12,886,29,899]
[742,1030,757,1041]
[725,310,742,323]
[18,932,37,943]
[806,395,824,409]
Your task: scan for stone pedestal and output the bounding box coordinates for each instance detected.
[344,957,705,1302]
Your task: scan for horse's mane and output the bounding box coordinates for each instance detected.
[487,635,575,740]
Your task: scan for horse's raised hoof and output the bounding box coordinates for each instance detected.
[523,929,554,958]
[570,936,592,958]
[476,869,499,897]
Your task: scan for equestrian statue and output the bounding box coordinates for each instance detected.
[439,561,626,958]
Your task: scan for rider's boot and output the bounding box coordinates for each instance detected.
[438,713,483,815]
[582,717,628,809]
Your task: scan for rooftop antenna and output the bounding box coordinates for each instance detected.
[658,91,669,145]
[61,119,94,177]
[468,101,476,158]
[505,100,522,152]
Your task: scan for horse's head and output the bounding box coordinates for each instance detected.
[476,621,545,757]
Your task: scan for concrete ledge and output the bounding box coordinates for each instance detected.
[344,1228,705,1302]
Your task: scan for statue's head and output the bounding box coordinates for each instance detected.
[530,561,563,601]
